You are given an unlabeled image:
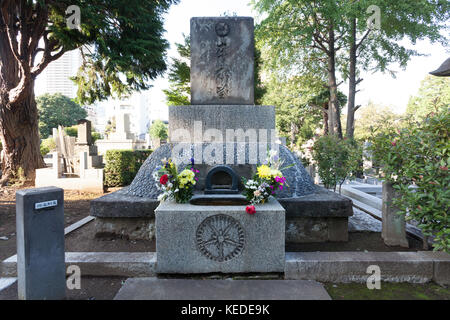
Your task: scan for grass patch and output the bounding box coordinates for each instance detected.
[324,282,450,300]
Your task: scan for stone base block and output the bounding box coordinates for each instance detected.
[90,186,352,242]
[94,217,155,240]
[286,217,348,243]
[155,197,285,274]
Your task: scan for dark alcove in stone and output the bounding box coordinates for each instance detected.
[205,165,239,194]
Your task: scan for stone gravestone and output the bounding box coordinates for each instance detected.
[76,119,92,145]
[16,187,66,299]
[190,17,254,105]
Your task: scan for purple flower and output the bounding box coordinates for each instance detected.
[279,185,283,191]
[190,157,195,165]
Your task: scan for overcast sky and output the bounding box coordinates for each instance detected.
[36,0,449,120]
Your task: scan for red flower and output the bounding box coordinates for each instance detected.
[440,166,448,171]
[159,174,169,185]
[391,140,397,146]
[246,205,256,215]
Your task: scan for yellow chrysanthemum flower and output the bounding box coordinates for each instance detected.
[257,165,271,179]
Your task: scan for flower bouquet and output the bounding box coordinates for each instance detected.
[242,149,291,214]
[153,158,199,203]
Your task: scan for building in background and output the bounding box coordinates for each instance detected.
[43,50,81,99]
[36,50,164,138]
[93,92,152,138]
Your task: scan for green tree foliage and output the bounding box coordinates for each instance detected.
[163,34,191,106]
[406,76,450,121]
[311,135,362,192]
[149,120,168,140]
[0,0,178,183]
[369,110,450,252]
[253,0,350,138]
[352,102,403,142]
[252,0,449,140]
[342,0,449,138]
[262,72,346,148]
[69,0,180,104]
[37,94,87,139]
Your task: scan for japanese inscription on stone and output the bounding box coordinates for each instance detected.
[190,17,254,105]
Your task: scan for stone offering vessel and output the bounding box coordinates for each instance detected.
[90,17,353,254]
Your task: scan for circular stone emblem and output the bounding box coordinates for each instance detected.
[196,214,244,262]
[215,22,230,37]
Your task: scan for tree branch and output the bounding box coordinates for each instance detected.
[356,29,371,50]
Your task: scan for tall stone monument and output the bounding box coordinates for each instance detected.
[91,16,353,243]
[190,17,254,105]
[169,17,274,144]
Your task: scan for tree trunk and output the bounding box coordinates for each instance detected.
[0,82,45,184]
[327,26,343,139]
[323,105,329,135]
[346,18,357,140]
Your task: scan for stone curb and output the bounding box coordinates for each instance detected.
[2,251,448,285]
[0,252,156,278]
[285,252,450,285]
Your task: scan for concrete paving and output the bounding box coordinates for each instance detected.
[114,278,331,300]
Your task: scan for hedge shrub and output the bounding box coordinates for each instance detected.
[311,135,362,192]
[104,149,152,187]
[369,110,449,252]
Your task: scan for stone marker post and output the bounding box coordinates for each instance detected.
[381,182,409,248]
[16,187,66,300]
[52,152,61,178]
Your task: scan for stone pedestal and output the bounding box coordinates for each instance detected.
[382,182,409,247]
[169,105,275,143]
[155,197,285,274]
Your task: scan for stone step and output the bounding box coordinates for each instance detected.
[114,278,331,300]
[285,251,450,285]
